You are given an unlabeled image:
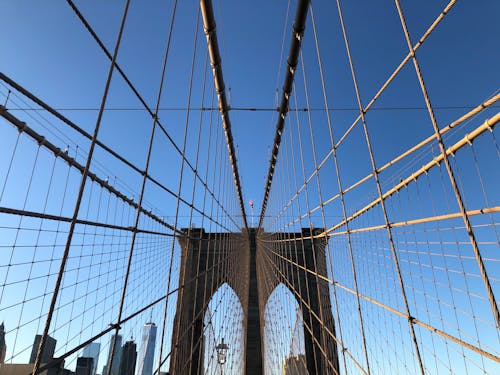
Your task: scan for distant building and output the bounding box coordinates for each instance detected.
[282,354,307,375]
[103,335,122,375]
[0,322,6,365]
[29,334,57,364]
[136,323,157,375]
[76,357,94,375]
[82,342,101,375]
[118,340,137,375]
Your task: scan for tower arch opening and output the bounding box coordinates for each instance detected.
[263,283,306,375]
[203,283,244,375]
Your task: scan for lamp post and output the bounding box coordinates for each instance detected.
[216,338,229,375]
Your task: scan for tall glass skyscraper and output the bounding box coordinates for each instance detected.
[104,334,122,375]
[136,323,157,375]
[82,342,100,375]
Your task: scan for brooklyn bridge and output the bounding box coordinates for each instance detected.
[0,0,498,374]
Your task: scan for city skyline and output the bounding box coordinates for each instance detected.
[0,322,157,375]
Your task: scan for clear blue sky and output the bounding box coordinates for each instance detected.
[2,0,498,215]
[0,1,499,374]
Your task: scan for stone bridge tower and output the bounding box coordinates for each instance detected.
[169,228,339,374]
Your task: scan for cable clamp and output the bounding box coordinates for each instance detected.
[109,323,121,330]
[18,121,27,134]
[486,118,494,132]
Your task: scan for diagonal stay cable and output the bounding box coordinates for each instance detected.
[0,105,180,235]
[199,0,248,230]
[258,0,310,229]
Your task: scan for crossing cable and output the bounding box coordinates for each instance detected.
[394,0,500,330]
[200,0,248,230]
[31,2,131,373]
[9,104,498,113]
[258,0,310,229]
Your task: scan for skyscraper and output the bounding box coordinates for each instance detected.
[76,357,94,375]
[136,323,157,375]
[82,342,101,375]
[0,322,6,365]
[119,340,137,375]
[103,334,122,375]
[29,334,56,364]
[282,354,307,375]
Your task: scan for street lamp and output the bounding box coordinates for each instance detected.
[216,338,229,374]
